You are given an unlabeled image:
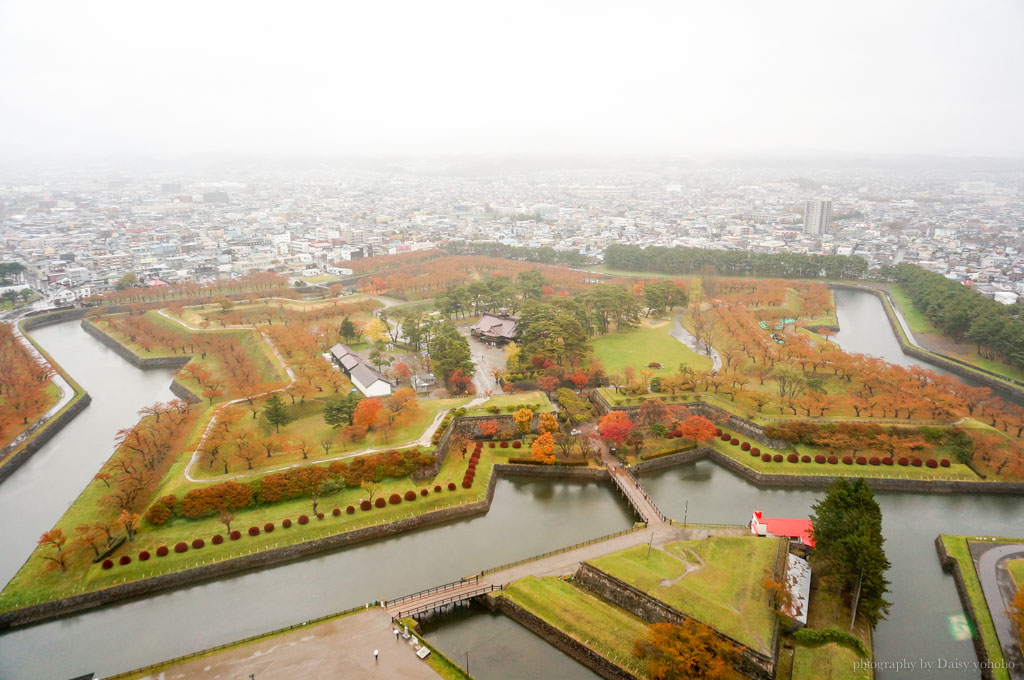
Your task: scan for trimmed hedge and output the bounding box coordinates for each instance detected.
[156,545,169,557]
[282,518,292,528]
[139,550,151,561]
[389,493,402,505]
[248,527,260,536]
[773,454,783,462]
[174,542,188,553]
[761,453,771,462]
[346,506,355,514]
[800,455,811,463]
[882,457,894,466]
[447,482,457,491]
[842,456,853,465]
[375,497,386,508]
[926,459,938,468]
[119,555,131,566]
[434,485,442,492]
[827,455,838,464]
[751,447,760,455]
[462,479,472,488]
[420,488,429,497]
[940,458,950,467]
[500,441,509,448]
[404,490,417,501]
[740,442,750,451]
[316,512,325,520]
[911,458,923,467]
[869,456,880,466]
[212,535,224,545]
[298,515,309,524]
[793,627,869,657]
[730,438,739,446]
[750,449,760,457]
[814,455,826,464]
[264,522,275,532]
[191,538,205,549]
[360,501,372,511]
[102,559,113,570]
[332,508,341,516]
[787,453,798,463]
[230,530,241,540]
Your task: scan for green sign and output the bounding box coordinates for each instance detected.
[947,614,974,641]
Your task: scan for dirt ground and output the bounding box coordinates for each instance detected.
[140,608,443,680]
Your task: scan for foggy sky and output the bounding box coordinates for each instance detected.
[1,1,1022,162]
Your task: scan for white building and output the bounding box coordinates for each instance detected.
[803,200,832,236]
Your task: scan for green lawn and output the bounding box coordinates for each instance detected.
[792,643,870,680]
[591,324,712,378]
[1008,558,1024,589]
[589,536,780,653]
[463,391,553,416]
[888,285,937,335]
[495,576,650,671]
[940,535,1012,680]
[0,443,493,612]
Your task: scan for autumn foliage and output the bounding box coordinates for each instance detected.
[634,620,736,680]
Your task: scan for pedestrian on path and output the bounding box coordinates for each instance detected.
[374,649,379,662]
[394,629,400,641]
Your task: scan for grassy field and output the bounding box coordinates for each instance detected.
[1009,559,1024,589]
[888,285,937,335]
[940,535,1012,680]
[590,324,712,378]
[463,391,553,416]
[792,643,869,680]
[589,536,780,653]
[0,380,61,450]
[494,576,650,672]
[0,442,493,612]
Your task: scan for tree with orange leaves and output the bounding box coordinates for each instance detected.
[598,410,636,445]
[531,432,555,464]
[38,528,74,572]
[678,415,717,442]
[634,620,735,680]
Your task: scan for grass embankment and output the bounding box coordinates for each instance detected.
[0,381,61,451]
[591,324,712,378]
[494,576,650,673]
[463,391,553,417]
[0,444,492,613]
[397,617,473,680]
[789,578,873,680]
[589,536,780,653]
[1009,559,1024,589]
[939,535,1012,680]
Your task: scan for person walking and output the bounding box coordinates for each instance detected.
[374,649,379,663]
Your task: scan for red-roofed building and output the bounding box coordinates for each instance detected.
[750,511,815,548]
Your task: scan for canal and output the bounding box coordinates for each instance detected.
[0,289,1020,679]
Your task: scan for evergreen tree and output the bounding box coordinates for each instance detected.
[323,391,362,428]
[263,394,292,433]
[428,322,475,384]
[339,316,357,343]
[810,478,891,626]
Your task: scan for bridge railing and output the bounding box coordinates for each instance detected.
[386,575,481,608]
[392,584,503,620]
[618,465,668,522]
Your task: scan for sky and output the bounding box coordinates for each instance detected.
[1,1,1022,162]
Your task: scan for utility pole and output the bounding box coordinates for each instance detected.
[465,651,469,675]
[645,532,654,560]
[683,500,688,526]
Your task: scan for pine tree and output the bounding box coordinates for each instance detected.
[339,316,357,343]
[263,394,292,433]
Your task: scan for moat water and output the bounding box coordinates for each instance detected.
[0,290,1021,679]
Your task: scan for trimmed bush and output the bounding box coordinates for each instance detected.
[248,527,260,536]
[721,433,731,441]
[882,457,894,466]
[389,493,402,505]
[801,455,811,463]
[462,479,472,488]
[827,456,838,464]
[346,505,355,514]
[119,555,131,566]
[751,447,760,456]
[489,442,495,448]
[750,449,760,457]
[230,530,241,540]
[512,441,522,449]
[317,512,325,520]
[298,515,309,524]
[420,488,429,497]
[898,457,909,466]
[814,455,826,464]
[156,545,169,557]
[375,497,386,508]
[500,441,509,448]
[714,428,723,436]
[869,456,881,466]
[283,518,292,528]
[404,490,417,501]
[855,457,867,465]
[740,442,751,451]
[212,535,224,545]
[332,508,341,516]
[360,500,372,511]
[174,542,188,553]
[730,438,739,446]
[139,550,151,561]
[192,538,205,549]
[787,453,799,463]
[102,559,113,570]
[761,453,771,462]
[448,482,457,491]
[842,456,853,465]
[911,458,923,467]
[926,459,938,468]
[773,454,784,462]
[940,459,951,467]
[264,522,275,532]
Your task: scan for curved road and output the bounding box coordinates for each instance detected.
[976,543,1024,678]
[671,311,722,372]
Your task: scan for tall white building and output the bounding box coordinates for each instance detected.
[803,199,832,235]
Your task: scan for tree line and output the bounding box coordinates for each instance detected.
[443,240,592,267]
[893,263,1024,370]
[604,244,868,280]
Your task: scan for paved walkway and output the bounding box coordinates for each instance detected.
[671,311,722,371]
[139,609,443,680]
[974,542,1024,679]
